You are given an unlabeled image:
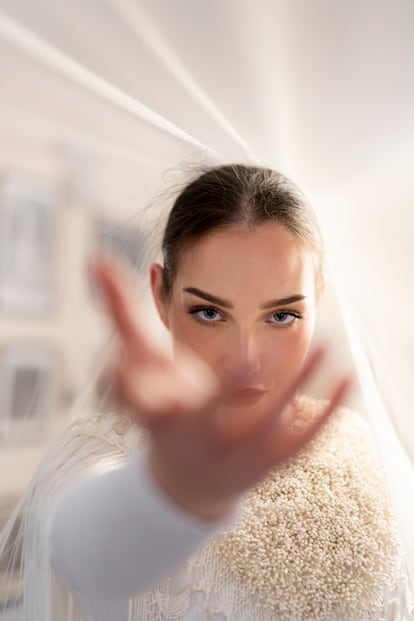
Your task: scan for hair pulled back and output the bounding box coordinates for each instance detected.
[161,164,325,298]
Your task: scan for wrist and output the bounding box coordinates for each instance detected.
[148,451,237,522]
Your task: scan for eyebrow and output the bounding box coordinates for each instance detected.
[183,287,307,310]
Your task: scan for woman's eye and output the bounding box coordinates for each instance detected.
[269,311,301,326]
[189,306,224,324]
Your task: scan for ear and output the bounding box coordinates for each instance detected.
[150,263,170,329]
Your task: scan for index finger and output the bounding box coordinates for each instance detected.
[90,254,158,362]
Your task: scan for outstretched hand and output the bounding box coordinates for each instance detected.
[91,255,351,520]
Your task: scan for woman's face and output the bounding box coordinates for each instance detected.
[151,222,318,410]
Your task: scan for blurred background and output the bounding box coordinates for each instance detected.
[1,0,414,616]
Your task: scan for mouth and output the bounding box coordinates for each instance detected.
[224,388,267,407]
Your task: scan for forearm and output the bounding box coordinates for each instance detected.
[48,446,235,599]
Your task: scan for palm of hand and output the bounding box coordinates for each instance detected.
[92,256,350,519]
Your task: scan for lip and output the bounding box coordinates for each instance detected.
[224,388,267,407]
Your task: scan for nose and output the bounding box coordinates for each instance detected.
[225,333,262,379]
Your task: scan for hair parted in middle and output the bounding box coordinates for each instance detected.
[161,164,325,299]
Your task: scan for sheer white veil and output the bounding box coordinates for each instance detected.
[0,0,413,615]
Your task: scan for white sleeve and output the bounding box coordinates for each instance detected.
[48,446,237,600]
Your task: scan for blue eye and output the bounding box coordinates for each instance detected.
[269,311,301,326]
[189,306,224,325]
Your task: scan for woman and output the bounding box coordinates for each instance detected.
[3,164,413,620]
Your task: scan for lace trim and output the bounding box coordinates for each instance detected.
[65,411,146,456]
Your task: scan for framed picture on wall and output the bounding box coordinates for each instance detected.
[0,346,58,441]
[0,175,59,315]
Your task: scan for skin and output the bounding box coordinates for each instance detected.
[93,222,349,520]
[151,222,319,419]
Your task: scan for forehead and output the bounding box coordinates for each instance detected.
[175,223,315,298]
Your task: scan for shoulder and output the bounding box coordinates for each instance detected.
[26,411,146,516]
[292,393,381,465]
[292,393,369,436]
[64,410,146,455]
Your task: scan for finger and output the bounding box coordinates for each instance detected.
[212,347,326,447]
[173,344,221,405]
[267,377,352,465]
[266,347,326,425]
[196,360,253,429]
[90,255,159,362]
[114,363,175,426]
[113,352,215,429]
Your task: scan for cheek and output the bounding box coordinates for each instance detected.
[275,331,311,372]
[262,320,315,392]
[169,311,226,363]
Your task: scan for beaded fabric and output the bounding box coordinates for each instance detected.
[5,398,413,620]
[134,397,414,621]
[205,398,407,620]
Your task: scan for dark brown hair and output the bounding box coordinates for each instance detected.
[161,164,325,298]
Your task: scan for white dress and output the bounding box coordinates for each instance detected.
[20,397,414,620]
